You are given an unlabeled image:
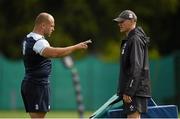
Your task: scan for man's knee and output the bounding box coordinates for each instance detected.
[29,112,46,118]
[127,111,140,118]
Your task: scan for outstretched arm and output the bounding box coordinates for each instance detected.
[41,41,90,58]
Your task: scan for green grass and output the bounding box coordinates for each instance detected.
[0,110,179,118]
[0,110,93,118]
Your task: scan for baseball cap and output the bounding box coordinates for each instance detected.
[113,10,137,22]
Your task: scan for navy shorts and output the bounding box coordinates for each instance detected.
[123,96,148,115]
[21,80,50,112]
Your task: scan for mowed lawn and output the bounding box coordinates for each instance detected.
[0,110,179,118]
[0,110,93,118]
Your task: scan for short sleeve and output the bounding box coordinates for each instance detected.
[33,39,50,55]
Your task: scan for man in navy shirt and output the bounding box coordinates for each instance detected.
[21,12,90,118]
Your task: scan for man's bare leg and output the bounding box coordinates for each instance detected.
[29,112,46,119]
[127,111,140,119]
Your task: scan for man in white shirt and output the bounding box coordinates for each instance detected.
[21,12,90,118]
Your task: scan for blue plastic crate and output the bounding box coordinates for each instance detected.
[90,94,179,118]
[108,105,178,118]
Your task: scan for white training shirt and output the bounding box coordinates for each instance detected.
[27,32,50,56]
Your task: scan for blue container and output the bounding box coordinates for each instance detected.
[90,94,178,118]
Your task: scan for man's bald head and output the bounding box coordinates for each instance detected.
[33,12,55,37]
[35,12,54,26]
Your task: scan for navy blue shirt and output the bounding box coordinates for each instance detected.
[22,32,52,84]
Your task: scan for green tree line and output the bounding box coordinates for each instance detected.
[0,0,179,60]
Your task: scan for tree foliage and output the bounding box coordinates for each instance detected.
[0,0,179,60]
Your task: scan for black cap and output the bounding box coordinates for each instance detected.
[113,10,137,22]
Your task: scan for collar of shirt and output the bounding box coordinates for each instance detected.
[27,32,45,41]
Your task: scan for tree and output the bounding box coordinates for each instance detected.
[0,0,179,60]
